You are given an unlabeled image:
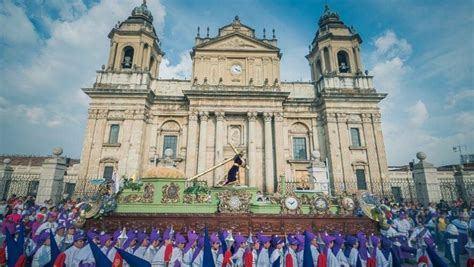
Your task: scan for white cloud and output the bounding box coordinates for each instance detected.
[409,100,429,125]
[0,1,39,45]
[374,30,412,59]
[371,56,409,97]
[160,52,193,79]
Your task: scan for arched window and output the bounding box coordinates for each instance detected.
[337,50,350,73]
[290,122,310,160]
[122,46,134,69]
[159,120,181,159]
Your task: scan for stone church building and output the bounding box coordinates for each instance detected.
[78,2,390,195]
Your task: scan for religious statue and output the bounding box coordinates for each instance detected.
[221,151,246,186]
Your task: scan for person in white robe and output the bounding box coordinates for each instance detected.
[62,233,86,267]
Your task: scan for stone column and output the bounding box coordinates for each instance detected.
[454,165,472,202]
[247,112,258,187]
[336,113,353,192]
[214,112,225,185]
[185,111,199,177]
[36,148,67,204]
[197,112,209,175]
[372,113,390,195]
[107,42,118,69]
[311,117,320,153]
[274,113,285,181]
[264,112,275,192]
[0,158,13,199]
[362,113,379,194]
[328,45,334,72]
[413,152,441,206]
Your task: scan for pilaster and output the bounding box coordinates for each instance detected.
[247,112,258,187]
[214,112,225,185]
[264,112,275,192]
[185,111,199,178]
[197,112,209,177]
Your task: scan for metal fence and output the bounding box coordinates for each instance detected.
[3,173,41,199]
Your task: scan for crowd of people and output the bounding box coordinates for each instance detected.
[0,194,473,267]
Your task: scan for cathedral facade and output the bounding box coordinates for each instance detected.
[78,3,390,195]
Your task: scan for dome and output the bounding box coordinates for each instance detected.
[318,5,342,27]
[131,1,153,22]
[142,166,185,179]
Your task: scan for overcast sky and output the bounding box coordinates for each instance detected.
[0,0,473,166]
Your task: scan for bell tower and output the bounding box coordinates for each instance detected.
[306,5,363,81]
[106,0,163,78]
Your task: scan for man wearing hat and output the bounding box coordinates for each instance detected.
[182,230,198,267]
[231,233,247,266]
[285,235,299,266]
[344,235,359,267]
[133,231,150,259]
[257,234,271,266]
[31,231,51,267]
[35,212,58,236]
[210,233,224,266]
[100,232,117,262]
[57,232,86,267]
[54,223,66,251]
[243,234,260,267]
[62,221,76,250]
[270,235,285,266]
[332,233,348,266]
[152,227,174,266]
[144,229,161,263]
[320,233,339,267]
[170,232,187,266]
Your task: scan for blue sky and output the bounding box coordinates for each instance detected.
[0,0,473,166]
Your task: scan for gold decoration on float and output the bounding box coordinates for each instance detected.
[217,190,251,213]
[161,182,180,203]
[118,183,155,203]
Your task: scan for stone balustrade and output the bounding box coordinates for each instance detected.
[316,75,375,93]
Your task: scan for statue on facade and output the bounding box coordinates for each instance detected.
[220,150,247,186]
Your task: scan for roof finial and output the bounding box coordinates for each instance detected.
[143,0,147,6]
[234,15,240,21]
[197,26,200,37]
[206,27,209,38]
[263,28,266,39]
[272,29,275,39]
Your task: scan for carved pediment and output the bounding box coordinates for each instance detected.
[196,33,278,52]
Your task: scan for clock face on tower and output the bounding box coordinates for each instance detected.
[230,64,242,75]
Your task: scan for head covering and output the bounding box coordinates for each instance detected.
[210,233,220,244]
[381,236,392,259]
[36,231,50,246]
[163,227,172,240]
[73,232,86,243]
[370,235,380,257]
[56,223,66,232]
[357,232,369,261]
[175,233,187,244]
[271,235,284,246]
[137,232,149,244]
[258,234,271,244]
[183,231,198,254]
[287,235,299,246]
[99,234,113,246]
[150,229,161,242]
[344,235,358,258]
[234,233,246,248]
[332,233,344,255]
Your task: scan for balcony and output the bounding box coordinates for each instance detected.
[316,74,375,94]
